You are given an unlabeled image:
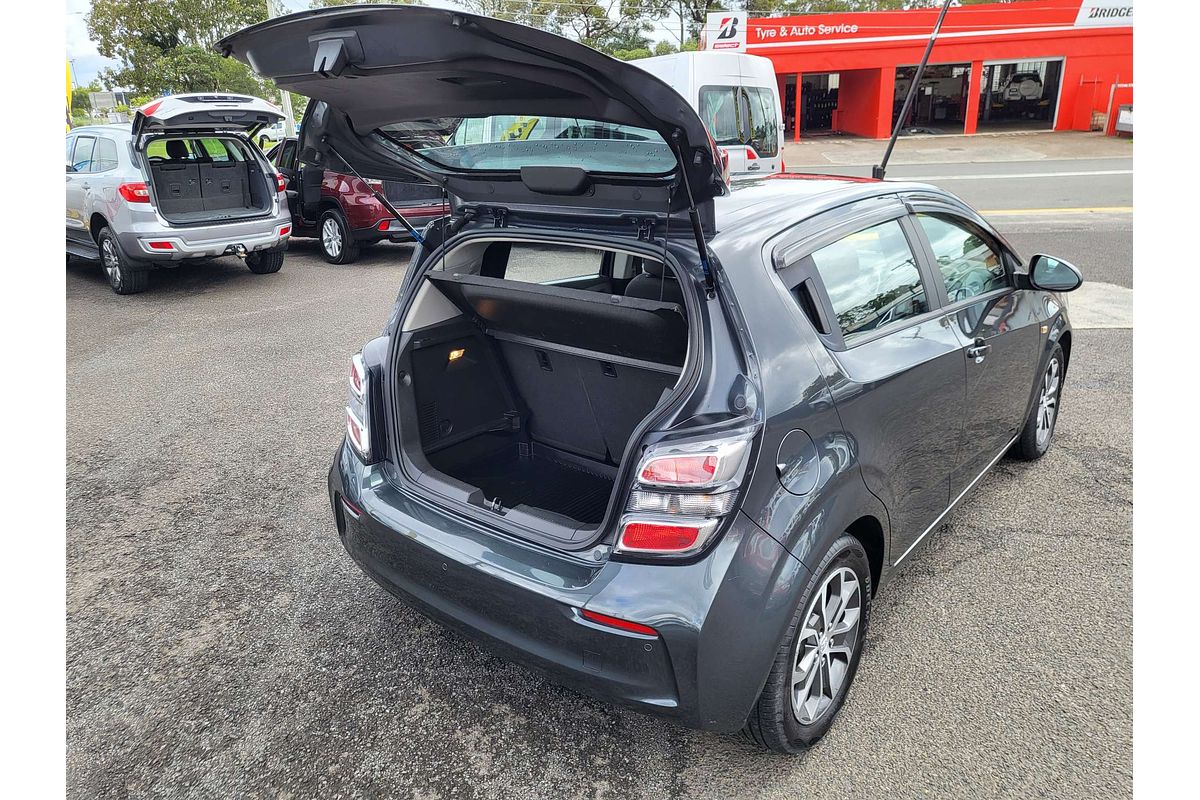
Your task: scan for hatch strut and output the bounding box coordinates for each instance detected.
[671,130,715,297]
[322,139,425,245]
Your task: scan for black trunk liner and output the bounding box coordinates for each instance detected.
[440,448,613,524]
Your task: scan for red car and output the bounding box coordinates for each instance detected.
[268,137,448,264]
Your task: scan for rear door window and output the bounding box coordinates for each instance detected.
[916,214,1010,303]
[809,219,929,345]
[71,136,96,173]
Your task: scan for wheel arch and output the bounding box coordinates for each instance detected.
[89,213,110,242]
[1058,329,1072,373]
[845,515,886,596]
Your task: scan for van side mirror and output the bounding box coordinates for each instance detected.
[1028,254,1082,292]
[66,161,76,173]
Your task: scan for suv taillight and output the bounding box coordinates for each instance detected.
[345,353,373,462]
[616,432,754,557]
[118,182,150,203]
[274,173,287,193]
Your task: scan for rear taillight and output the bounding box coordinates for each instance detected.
[118,182,150,203]
[367,180,384,193]
[274,173,287,192]
[637,438,751,490]
[616,432,755,558]
[781,158,787,173]
[346,353,373,462]
[346,405,371,461]
[349,353,367,402]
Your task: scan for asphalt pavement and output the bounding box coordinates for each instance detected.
[66,157,1132,799]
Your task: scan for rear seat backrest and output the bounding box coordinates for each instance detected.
[150,161,202,215]
[199,160,252,211]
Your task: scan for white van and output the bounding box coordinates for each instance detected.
[632,51,785,177]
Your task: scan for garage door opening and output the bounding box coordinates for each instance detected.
[977,60,1063,131]
[800,73,840,136]
[893,63,970,134]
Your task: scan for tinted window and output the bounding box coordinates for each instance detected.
[743,87,779,157]
[917,214,1009,302]
[71,136,96,172]
[94,138,119,171]
[272,140,297,170]
[484,243,603,285]
[699,86,743,148]
[810,219,928,344]
[377,116,674,175]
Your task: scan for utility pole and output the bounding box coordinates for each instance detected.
[267,0,297,136]
[873,0,953,180]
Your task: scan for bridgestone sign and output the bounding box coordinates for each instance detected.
[1074,0,1134,28]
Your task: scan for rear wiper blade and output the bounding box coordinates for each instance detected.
[323,140,425,245]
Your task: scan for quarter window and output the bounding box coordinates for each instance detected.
[917,214,1009,302]
[809,219,929,344]
[93,138,118,171]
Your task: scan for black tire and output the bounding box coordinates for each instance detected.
[742,535,872,754]
[318,208,359,264]
[245,250,285,274]
[1012,343,1065,461]
[97,227,148,295]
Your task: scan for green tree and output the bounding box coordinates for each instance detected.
[309,0,415,7]
[71,82,101,113]
[87,0,270,96]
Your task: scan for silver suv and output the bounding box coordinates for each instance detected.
[65,94,293,294]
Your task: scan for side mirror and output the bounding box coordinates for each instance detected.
[1028,254,1083,292]
[66,161,76,173]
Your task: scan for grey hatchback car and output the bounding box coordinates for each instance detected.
[222,6,1084,753]
[66,94,292,294]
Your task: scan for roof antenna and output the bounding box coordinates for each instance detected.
[873,0,954,180]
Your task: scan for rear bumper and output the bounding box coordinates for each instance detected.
[329,442,807,732]
[118,220,292,263]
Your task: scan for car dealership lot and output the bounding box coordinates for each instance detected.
[67,175,1131,797]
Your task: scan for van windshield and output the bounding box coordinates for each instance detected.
[375,115,677,175]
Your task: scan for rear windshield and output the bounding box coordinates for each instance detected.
[375,115,676,175]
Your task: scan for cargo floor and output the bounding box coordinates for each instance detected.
[430,445,613,524]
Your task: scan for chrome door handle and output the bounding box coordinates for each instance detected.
[746,162,762,171]
[966,341,991,363]
[81,183,91,189]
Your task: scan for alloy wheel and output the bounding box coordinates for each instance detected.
[1036,356,1061,448]
[322,217,343,259]
[791,566,862,725]
[101,237,121,290]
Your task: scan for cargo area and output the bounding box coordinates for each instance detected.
[393,242,690,539]
[144,135,273,223]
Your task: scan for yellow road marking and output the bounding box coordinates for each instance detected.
[980,206,1133,216]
